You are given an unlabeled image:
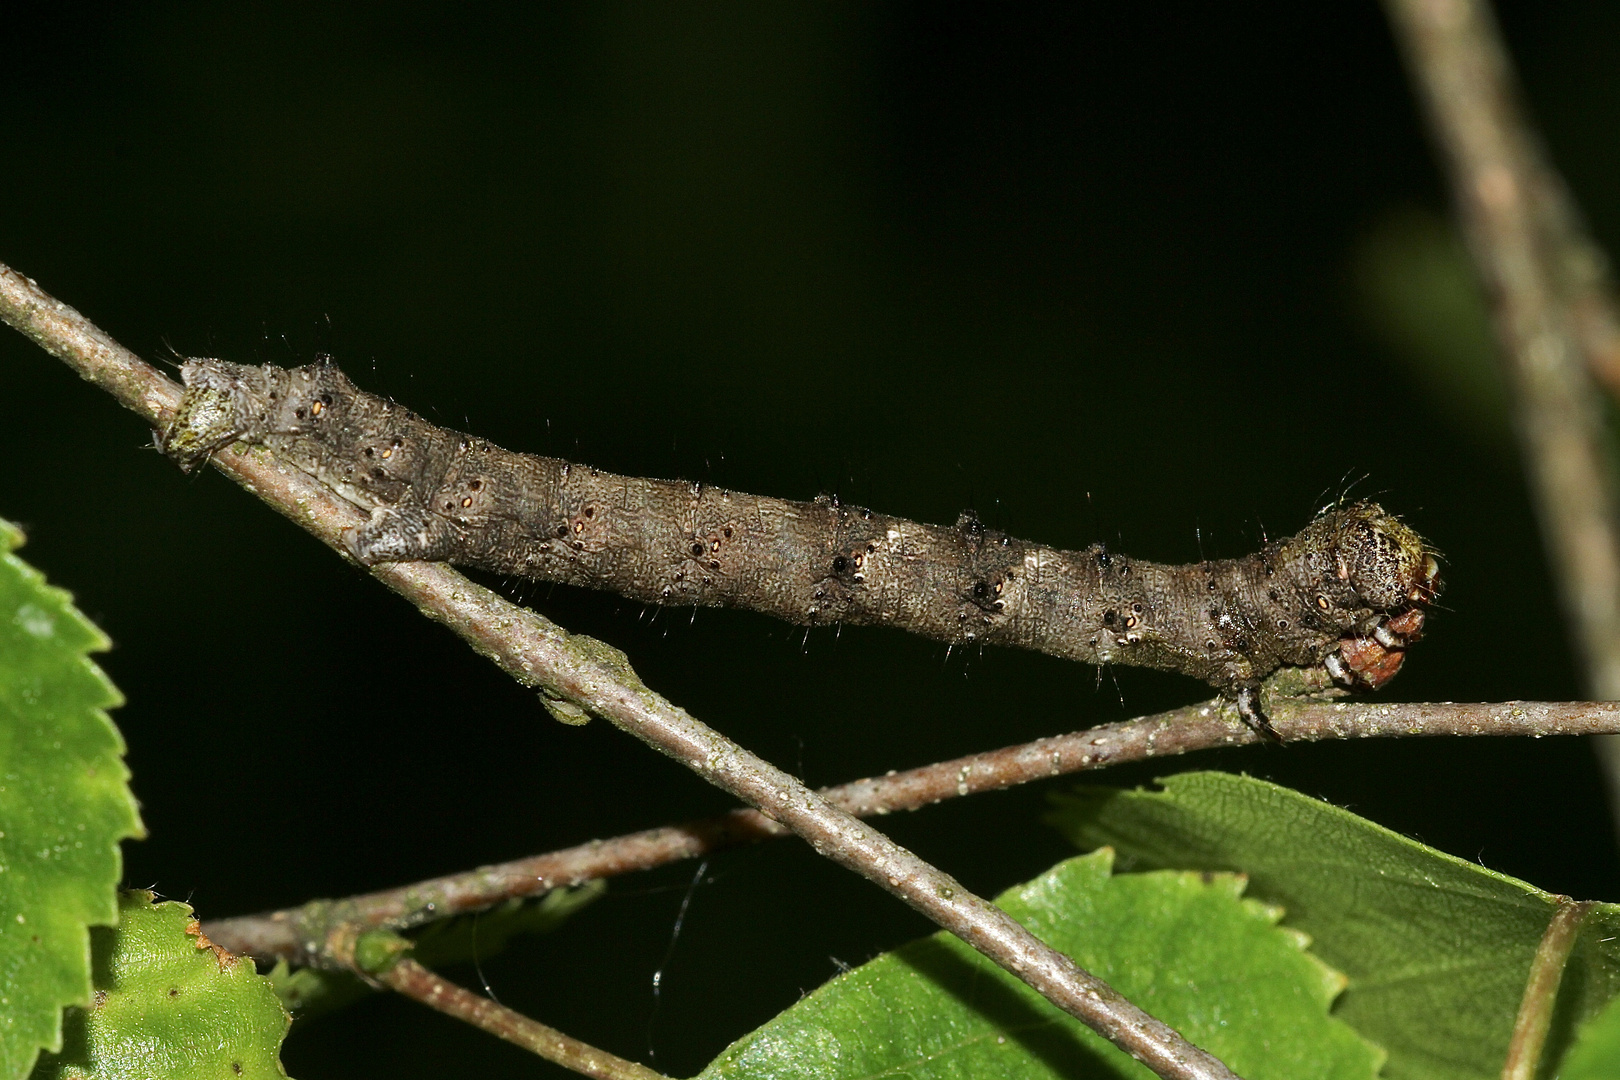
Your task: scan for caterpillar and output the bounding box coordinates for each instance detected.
[162,356,1442,737]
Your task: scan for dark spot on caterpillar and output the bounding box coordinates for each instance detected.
[832,555,849,573]
[555,525,569,539]
[709,561,720,570]
[472,479,484,491]
[363,446,373,457]
[1097,547,1111,569]
[1268,588,1279,601]
[1103,609,1117,625]
[723,527,733,538]
[691,543,705,557]
[1206,580,1216,592]
[973,581,990,598]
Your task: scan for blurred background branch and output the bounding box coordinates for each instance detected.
[1383,0,1620,822]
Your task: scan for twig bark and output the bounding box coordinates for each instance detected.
[377,957,667,1080]
[1500,897,1590,1080]
[1383,3,1620,731]
[0,261,1240,1080]
[202,695,1620,964]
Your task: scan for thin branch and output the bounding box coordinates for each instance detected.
[1501,897,1590,1080]
[0,261,1240,1080]
[201,695,1620,964]
[377,957,666,1080]
[1383,0,1620,702]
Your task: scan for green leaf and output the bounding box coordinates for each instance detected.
[1047,771,1620,1080]
[700,848,1380,1080]
[1560,990,1620,1080]
[32,891,292,1080]
[0,519,144,1080]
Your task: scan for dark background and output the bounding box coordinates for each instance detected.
[4,3,1620,1076]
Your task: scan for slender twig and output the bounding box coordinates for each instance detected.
[203,695,1620,964]
[376,957,666,1080]
[1383,0,1620,696]
[1501,897,1590,1080]
[0,262,1240,1080]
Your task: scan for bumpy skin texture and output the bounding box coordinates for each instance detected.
[163,358,1441,719]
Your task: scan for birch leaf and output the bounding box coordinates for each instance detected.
[1048,771,1620,1080]
[1560,990,1620,1080]
[0,519,143,1080]
[701,848,1380,1080]
[32,891,291,1080]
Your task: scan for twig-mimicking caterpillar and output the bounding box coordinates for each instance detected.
[162,356,1442,736]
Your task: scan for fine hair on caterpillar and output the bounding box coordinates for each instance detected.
[162,356,1443,738]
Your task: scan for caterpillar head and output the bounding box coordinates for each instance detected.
[1305,502,1441,689]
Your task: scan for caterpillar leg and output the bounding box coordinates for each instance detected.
[1322,650,1357,687]
[1235,685,1282,742]
[346,506,457,565]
